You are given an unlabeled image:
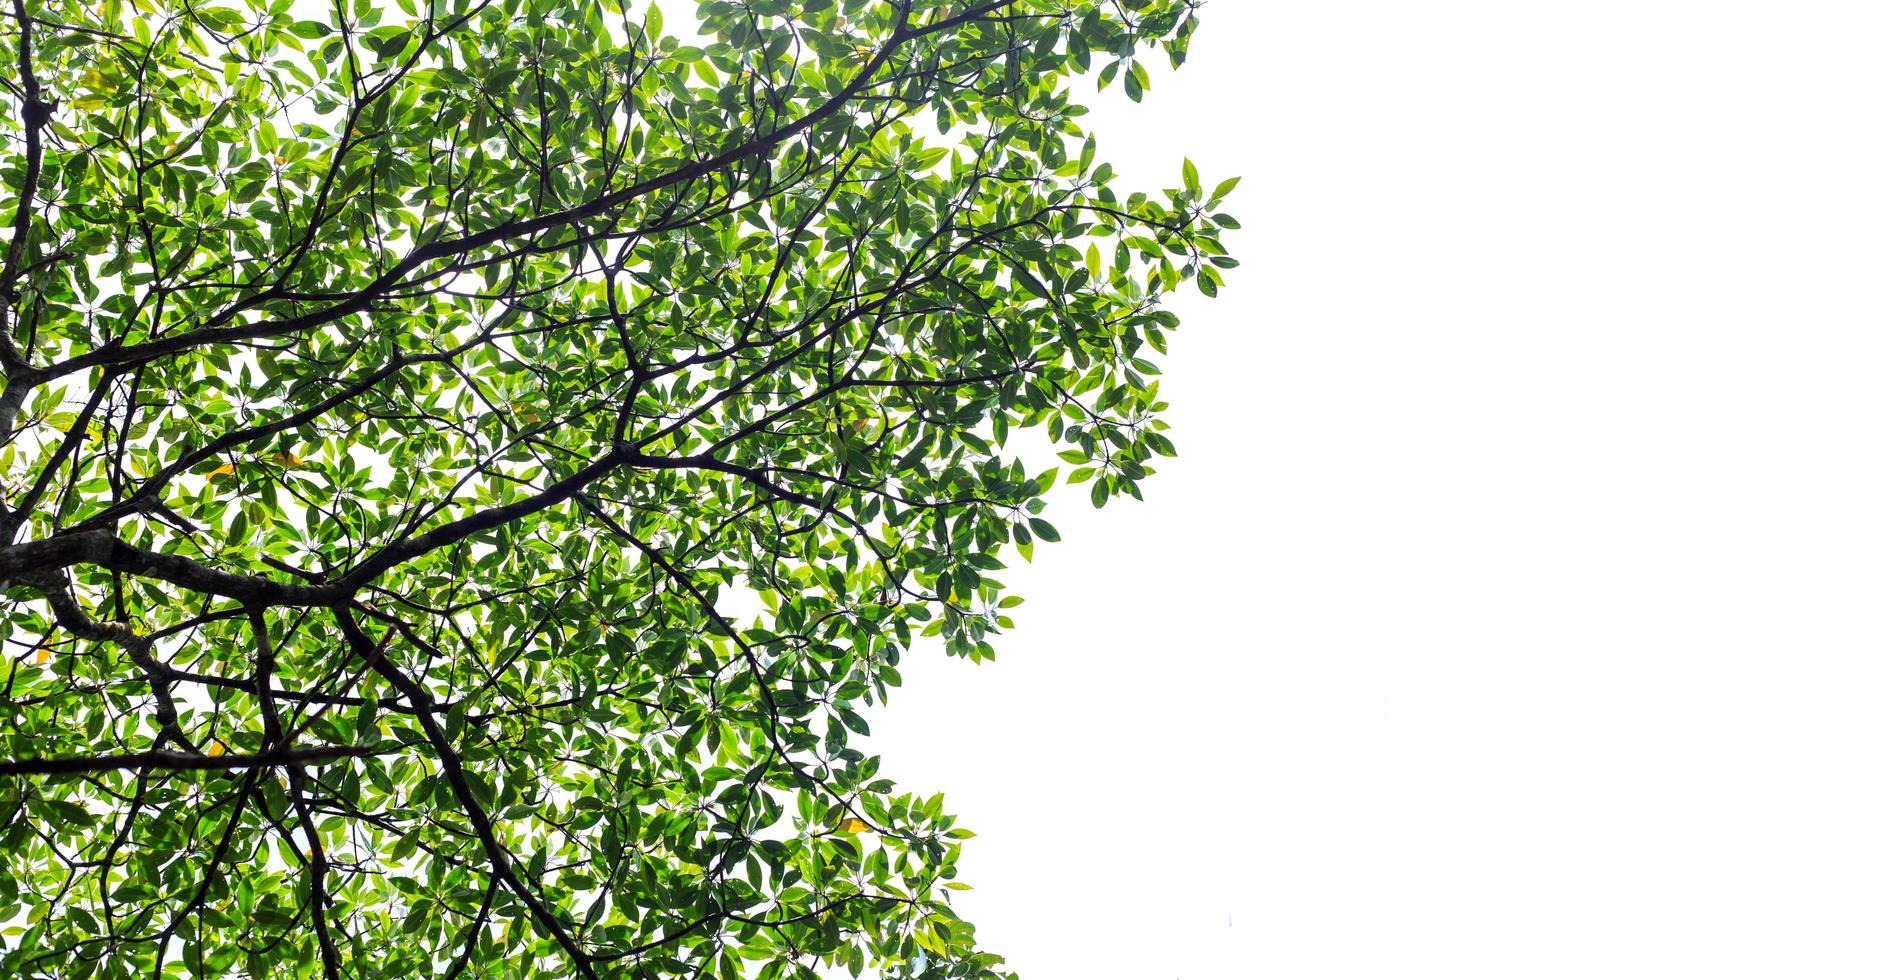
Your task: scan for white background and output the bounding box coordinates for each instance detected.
[854,2,1902,978]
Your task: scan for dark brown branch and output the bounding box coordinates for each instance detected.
[0,0,48,371]
[37,1,1019,382]
[0,744,387,777]
[335,607,602,979]
[1,531,343,605]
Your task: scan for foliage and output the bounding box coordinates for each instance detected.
[0,0,1233,975]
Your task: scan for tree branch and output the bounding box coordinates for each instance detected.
[0,744,388,778]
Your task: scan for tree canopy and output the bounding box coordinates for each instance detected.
[0,0,1234,975]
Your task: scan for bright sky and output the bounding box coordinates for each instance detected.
[848,2,1902,978]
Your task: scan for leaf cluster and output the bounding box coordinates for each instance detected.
[0,0,1234,976]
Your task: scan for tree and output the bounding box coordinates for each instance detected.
[0,0,1234,975]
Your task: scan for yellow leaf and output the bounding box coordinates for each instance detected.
[269,452,303,468]
[838,817,871,835]
[207,463,236,479]
[33,647,48,664]
[206,741,226,757]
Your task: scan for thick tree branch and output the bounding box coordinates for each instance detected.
[335,607,602,979]
[0,745,387,777]
[39,1,1021,382]
[0,531,342,605]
